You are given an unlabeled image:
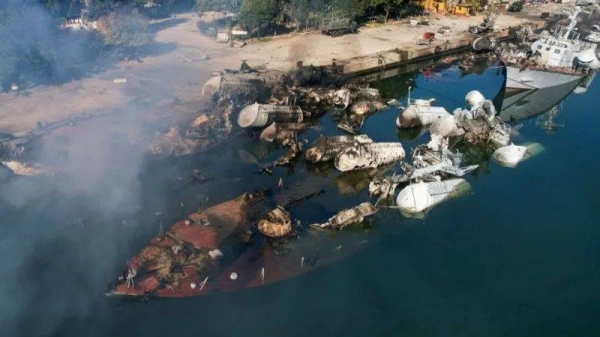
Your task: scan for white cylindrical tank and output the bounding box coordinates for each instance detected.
[492,142,544,167]
[396,178,470,215]
[396,105,450,128]
[237,103,303,128]
[201,75,222,96]
[335,142,405,172]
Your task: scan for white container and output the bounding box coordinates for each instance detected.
[396,104,450,128]
[396,178,470,215]
[492,142,544,168]
[335,142,405,172]
[237,103,303,128]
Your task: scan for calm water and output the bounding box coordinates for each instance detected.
[2,62,600,337]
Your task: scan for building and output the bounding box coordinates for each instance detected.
[419,0,477,15]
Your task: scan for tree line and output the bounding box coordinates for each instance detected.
[196,0,424,35]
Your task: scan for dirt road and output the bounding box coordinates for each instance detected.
[0,5,550,136]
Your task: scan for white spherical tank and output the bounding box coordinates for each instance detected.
[577,48,600,69]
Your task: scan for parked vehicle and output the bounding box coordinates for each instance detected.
[321,18,358,37]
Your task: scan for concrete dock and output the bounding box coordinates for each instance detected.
[338,23,543,77]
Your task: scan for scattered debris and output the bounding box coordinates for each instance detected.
[472,36,497,52]
[396,98,449,128]
[208,249,224,260]
[387,99,399,106]
[312,202,378,230]
[468,12,497,34]
[238,103,303,128]
[335,142,405,172]
[257,207,292,238]
[492,142,544,168]
[305,135,373,163]
[369,147,477,198]
[396,179,471,217]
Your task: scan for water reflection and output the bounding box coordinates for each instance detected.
[499,70,597,123]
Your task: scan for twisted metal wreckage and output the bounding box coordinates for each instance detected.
[102,59,544,298]
[0,55,544,297]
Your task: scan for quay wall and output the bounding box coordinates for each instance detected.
[337,23,543,77]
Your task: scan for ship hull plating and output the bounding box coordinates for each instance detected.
[500,66,585,121]
[505,66,582,91]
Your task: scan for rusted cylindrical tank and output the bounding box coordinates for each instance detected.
[237,103,303,128]
[396,105,449,128]
[335,142,405,172]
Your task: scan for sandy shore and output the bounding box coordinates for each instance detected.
[0,4,552,136]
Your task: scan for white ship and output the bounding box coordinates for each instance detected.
[499,6,599,121]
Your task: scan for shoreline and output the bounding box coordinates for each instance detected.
[0,6,550,138]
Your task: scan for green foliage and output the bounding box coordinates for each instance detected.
[287,0,310,29]
[508,1,522,12]
[331,0,367,17]
[238,0,281,32]
[367,0,403,21]
[196,0,237,12]
[97,9,151,48]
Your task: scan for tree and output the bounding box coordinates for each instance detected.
[330,0,366,18]
[97,8,151,48]
[196,0,238,12]
[367,0,402,22]
[238,0,281,33]
[287,0,310,30]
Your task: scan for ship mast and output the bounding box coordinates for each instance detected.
[563,6,582,40]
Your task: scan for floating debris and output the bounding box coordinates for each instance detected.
[396,179,471,217]
[312,202,378,230]
[387,99,400,106]
[238,103,303,128]
[492,142,544,168]
[396,98,449,128]
[208,249,224,260]
[257,207,292,238]
[369,147,477,198]
[335,142,405,172]
[305,134,373,163]
[368,178,398,199]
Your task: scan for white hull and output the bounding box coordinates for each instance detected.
[506,66,582,90]
[500,78,581,122]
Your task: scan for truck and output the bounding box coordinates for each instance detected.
[321,18,358,37]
